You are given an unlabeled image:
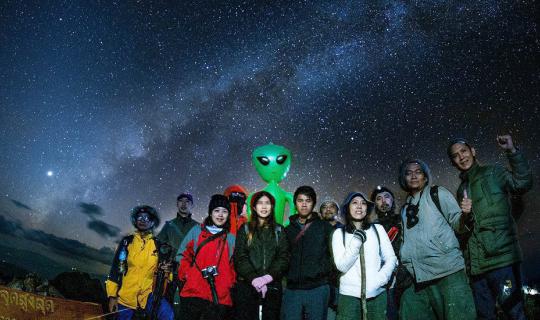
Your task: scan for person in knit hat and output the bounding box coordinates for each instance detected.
[369,186,402,320]
[398,159,476,320]
[176,194,236,320]
[224,185,249,235]
[319,199,344,229]
[319,199,343,320]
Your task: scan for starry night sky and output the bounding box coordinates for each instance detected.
[1,1,538,278]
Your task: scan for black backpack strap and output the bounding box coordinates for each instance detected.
[107,235,134,294]
[430,185,443,216]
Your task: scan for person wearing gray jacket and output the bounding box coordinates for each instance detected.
[398,159,476,320]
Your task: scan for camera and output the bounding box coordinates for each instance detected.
[201,266,218,279]
[406,204,419,229]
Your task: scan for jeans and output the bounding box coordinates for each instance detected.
[117,294,174,320]
[281,284,330,320]
[470,264,526,320]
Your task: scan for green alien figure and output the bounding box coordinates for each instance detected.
[247,143,295,225]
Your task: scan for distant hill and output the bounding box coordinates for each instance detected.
[0,214,114,280]
[0,214,115,266]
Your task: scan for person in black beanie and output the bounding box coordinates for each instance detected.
[176,194,236,320]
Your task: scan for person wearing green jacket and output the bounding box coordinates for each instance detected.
[448,135,533,320]
[233,191,289,320]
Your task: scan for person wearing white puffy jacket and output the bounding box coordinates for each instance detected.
[332,191,397,320]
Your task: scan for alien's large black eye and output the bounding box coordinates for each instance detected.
[276,155,287,164]
[257,156,270,166]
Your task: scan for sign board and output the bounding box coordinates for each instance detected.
[0,286,102,320]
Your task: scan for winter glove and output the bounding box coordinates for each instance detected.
[352,229,366,243]
[252,275,273,291]
[260,284,268,298]
[349,229,366,253]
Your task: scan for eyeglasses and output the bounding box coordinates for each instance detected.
[405,204,419,229]
[136,214,152,222]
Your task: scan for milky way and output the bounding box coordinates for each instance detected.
[0,1,538,277]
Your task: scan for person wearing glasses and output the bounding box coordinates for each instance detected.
[397,159,475,320]
[106,205,174,320]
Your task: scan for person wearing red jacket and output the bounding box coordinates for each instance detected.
[224,184,249,235]
[177,194,236,320]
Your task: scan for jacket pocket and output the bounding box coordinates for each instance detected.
[429,231,451,254]
[477,222,514,257]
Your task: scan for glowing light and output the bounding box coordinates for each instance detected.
[523,286,538,295]
[47,171,53,177]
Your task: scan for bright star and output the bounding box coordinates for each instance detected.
[47,171,53,177]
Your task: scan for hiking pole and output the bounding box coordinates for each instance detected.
[360,245,367,320]
[149,243,174,319]
[84,307,130,320]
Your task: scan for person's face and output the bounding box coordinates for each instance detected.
[211,207,229,227]
[405,163,427,193]
[177,197,192,215]
[449,143,476,172]
[135,213,155,231]
[375,192,393,213]
[295,194,314,218]
[255,195,272,220]
[349,196,368,221]
[320,203,338,220]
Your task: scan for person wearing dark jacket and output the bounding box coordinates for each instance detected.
[282,186,334,320]
[369,186,402,320]
[157,192,198,317]
[233,191,289,320]
[448,135,533,320]
[106,205,174,320]
[177,195,236,320]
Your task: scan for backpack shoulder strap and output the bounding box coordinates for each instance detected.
[122,234,134,246]
[430,185,451,226]
[226,233,236,259]
[372,224,381,247]
[372,224,382,261]
[274,225,282,245]
[430,185,443,214]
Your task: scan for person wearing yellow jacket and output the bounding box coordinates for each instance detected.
[105,205,174,320]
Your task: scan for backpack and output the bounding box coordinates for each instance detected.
[430,186,470,248]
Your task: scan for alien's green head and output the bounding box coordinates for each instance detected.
[252,143,292,183]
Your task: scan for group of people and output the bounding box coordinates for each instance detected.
[105,135,532,320]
